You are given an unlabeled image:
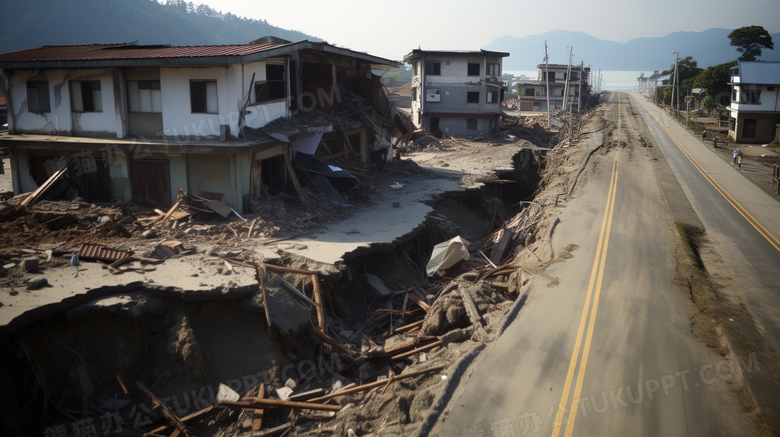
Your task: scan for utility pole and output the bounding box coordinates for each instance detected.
[672,51,679,114]
[544,41,551,125]
[562,47,573,113]
[578,60,584,112]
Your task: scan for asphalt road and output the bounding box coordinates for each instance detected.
[438,93,753,437]
[631,94,780,354]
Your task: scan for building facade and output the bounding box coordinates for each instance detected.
[728,61,780,144]
[0,40,401,211]
[403,49,509,136]
[514,64,588,112]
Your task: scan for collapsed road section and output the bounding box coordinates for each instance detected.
[0,110,566,437]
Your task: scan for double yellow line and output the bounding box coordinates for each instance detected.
[551,155,619,437]
[638,100,780,253]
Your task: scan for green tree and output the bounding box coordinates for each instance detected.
[728,26,774,61]
[662,56,703,107]
[692,60,738,104]
[700,95,717,113]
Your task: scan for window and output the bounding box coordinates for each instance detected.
[742,88,760,104]
[27,81,51,113]
[731,88,738,102]
[467,92,479,103]
[128,81,162,113]
[71,81,103,113]
[487,91,499,103]
[768,86,775,91]
[525,88,535,97]
[467,119,478,130]
[467,63,480,76]
[348,133,361,150]
[190,80,218,114]
[487,63,500,76]
[426,62,441,76]
[412,87,417,101]
[255,64,286,103]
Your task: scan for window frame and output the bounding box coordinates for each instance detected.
[487,91,499,103]
[742,88,761,104]
[190,79,219,114]
[27,81,51,113]
[467,63,480,76]
[254,64,287,104]
[467,91,480,103]
[127,80,162,114]
[70,80,103,113]
[487,63,500,76]
[426,62,441,76]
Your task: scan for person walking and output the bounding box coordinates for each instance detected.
[733,149,739,164]
[737,154,742,170]
[713,136,719,148]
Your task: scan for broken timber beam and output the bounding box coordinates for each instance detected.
[282,144,308,206]
[305,365,446,403]
[252,384,266,432]
[407,293,430,312]
[21,158,75,207]
[136,381,191,437]
[262,264,316,275]
[459,287,484,327]
[248,261,272,328]
[311,273,327,333]
[218,399,341,412]
[394,320,424,334]
[154,198,183,227]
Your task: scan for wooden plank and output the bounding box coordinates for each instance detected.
[282,144,307,205]
[311,274,327,333]
[407,292,430,312]
[251,383,266,432]
[389,340,443,361]
[21,159,74,206]
[136,381,191,437]
[309,328,353,355]
[394,320,424,333]
[218,399,341,412]
[323,148,355,161]
[305,365,446,403]
[154,198,183,227]
[262,263,316,275]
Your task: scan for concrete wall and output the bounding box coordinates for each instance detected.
[185,153,252,213]
[731,85,780,112]
[733,112,780,143]
[423,116,494,136]
[8,68,119,137]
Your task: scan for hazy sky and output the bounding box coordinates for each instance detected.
[199,0,780,61]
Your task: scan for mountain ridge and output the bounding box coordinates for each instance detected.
[486,28,780,71]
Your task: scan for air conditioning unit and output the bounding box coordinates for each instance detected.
[426,89,441,102]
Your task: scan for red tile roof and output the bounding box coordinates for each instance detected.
[0,43,283,62]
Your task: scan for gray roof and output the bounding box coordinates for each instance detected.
[737,61,780,85]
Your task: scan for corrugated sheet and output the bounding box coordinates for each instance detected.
[0,43,282,62]
[738,61,780,85]
[78,244,132,262]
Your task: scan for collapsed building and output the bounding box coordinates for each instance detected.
[0,38,413,212]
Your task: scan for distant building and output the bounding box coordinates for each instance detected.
[728,61,780,144]
[514,64,589,112]
[403,49,510,135]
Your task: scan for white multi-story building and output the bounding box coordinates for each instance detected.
[514,64,588,112]
[403,49,510,136]
[728,61,780,144]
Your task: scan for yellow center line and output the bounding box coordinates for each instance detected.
[564,158,619,436]
[637,99,780,253]
[550,155,619,437]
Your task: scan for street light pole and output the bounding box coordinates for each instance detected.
[672,51,679,114]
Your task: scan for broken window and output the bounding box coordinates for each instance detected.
[467,119,478,130]
[348,133,361,150]
[27,81,51,113]
[255,64,287,103]
[128,80,162,113]
[487,91,499,103]
[426,62,441,76]
[467,92,479,103]
[71,80,103,113]
[190,80,218,114]
[467,63,480,76]
[487,63,500,76]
